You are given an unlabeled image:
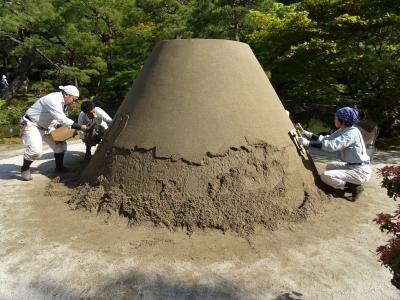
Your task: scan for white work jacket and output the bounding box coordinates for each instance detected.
[77,107,112,139]
[319,126,370,164]
[25,92,74,129]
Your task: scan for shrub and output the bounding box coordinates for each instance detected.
[374,165,400,289]
[29,81,54,97]
[0,100,27,126]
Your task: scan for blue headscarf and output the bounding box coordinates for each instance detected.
[335,107,359,126]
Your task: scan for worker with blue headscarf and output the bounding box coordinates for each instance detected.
[297,107,371,201]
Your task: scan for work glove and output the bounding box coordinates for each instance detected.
[302,130,313,139]
[297,137,310,147]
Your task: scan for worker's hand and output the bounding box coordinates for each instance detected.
[80,124,90,132]
[298,137,310,147]
[302,130,313,139]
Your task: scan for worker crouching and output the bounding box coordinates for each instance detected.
[298,107,372,201]
[19,85,89,181]
[78,101,112,160]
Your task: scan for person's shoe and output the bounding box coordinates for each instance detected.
[321,181,345,198]
[345,182,364,202]
[21,169,32,181]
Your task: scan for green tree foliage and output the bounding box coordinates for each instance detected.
[0,0,399,136]
[0,0,152,106]
[249,0,400,135]
[187,0,271,41]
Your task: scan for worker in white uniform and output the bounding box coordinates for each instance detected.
[298,107,371,201]
[1,75,8,90]
[78,101,112,160]
[20,85,89,181]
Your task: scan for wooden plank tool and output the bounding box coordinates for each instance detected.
[50,127,77,142]
[288,129,305,157]
[295,123,304,137]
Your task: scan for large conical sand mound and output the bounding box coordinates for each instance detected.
[69,39,329,236]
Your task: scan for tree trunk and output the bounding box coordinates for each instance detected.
[2,55,7,71]
[235,23,240,42]
[1,46,36,108]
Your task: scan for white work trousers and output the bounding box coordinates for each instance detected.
[320,161,372,189]
[21,118,67,161]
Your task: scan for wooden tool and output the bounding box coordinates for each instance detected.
[288,125,319,176]
[50,127,77,142]
[295,123,304,136]
[288,129,305,157]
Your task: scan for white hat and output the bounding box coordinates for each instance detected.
[2,75,6,79]
[59,85,79,97]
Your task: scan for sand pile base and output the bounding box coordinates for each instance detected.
[67,143,329,236]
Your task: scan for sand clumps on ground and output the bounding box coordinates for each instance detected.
[68,144,327,236]
[65,39,330,236]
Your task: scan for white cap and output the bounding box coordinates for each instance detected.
[59,85,79,97]
[2,75,6,79]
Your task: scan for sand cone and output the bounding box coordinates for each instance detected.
[73,39,328,236]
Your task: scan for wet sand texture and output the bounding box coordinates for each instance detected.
[71,39,329,235]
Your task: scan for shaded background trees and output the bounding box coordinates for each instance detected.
[249,0,400,136]
[0,0,399,136]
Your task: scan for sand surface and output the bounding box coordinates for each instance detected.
[71,144,328,236]
[1,142,399,299]
[107,39,292,162]
[79,40,329,235]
